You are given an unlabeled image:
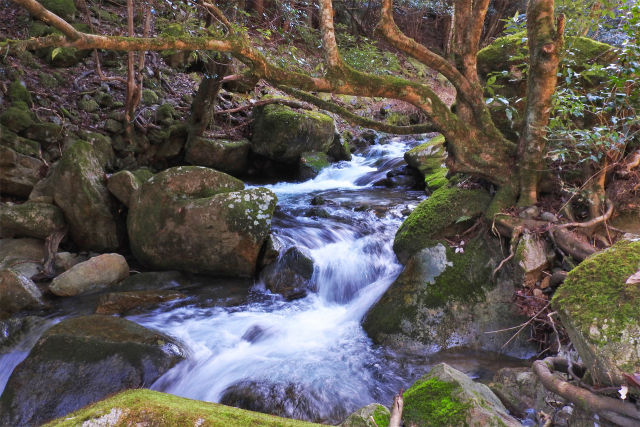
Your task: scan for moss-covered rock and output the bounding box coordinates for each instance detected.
[51,140,122,251]
[8,80,33,106]
[0,125,41,157]
[77,98,99,113]
[402,363,519,427]
[0,269,44,319]
[0,201,65,239]
[298,151,330,180]
[0,105,35,133]
[185,137,250,176]
[0,238,45,279]
[340,403,390,427]
[141,89,159,105]
[553,239,640,387]
[404,134,448,191]
[364,235,533,356]
[45,388,322,427]
[40,0,76,20]
[393,186,491,263]
[251,104,335,164]
[0,145,44,197]
[0,315,184,426]
[261,246,315,300]
[128,166,277,277]
[23,122,62,145]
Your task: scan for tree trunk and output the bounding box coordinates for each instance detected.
[517,0,563,205]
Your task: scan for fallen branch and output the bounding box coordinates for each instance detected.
[388,393,403,427]
[533,356,640,427]
[214,98,307,115]
[555,199,614,230]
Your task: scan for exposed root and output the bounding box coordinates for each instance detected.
[555,199,614,230]
[533,356,640,427]
[388,393,404,427]
[214,98,307,115]
[492,226,522,279]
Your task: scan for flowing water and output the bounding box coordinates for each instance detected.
[0,136,527,424]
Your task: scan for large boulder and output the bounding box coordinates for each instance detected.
[364,235,534,356]
[0,238,45,279]
[553,239,640,387]
[0,315,184,426]
[52,140,122,251]
[0,202,65,239]
[185,137,250,175]
[402,363,520,427]
[393,186,492,263]
[128,166,277,277]
[0,269,44,318]
[0,146,44,197]
[251,104,335,164]
[45,389,322,426]
[261,246,315,300]
[49,253,129,297]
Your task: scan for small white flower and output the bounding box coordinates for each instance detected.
[619,385,628,400]
[455,247,464,254]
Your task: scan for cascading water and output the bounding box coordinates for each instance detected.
[128,137,427,423]
[0,136,526,424]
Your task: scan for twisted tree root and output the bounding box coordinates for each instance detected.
[533,356,640,427]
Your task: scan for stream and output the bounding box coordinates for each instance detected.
[0,136,526,424]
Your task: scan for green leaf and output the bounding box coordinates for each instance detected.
[51,47,62,60]
[455,215,472,224]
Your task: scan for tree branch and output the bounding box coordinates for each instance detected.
[12,0,81,40]
[278,86,438,134]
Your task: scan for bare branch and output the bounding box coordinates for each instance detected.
[11,0,81,41]
[279,86,438,134]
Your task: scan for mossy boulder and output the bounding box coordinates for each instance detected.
[185,137,250,176]
[8,80,33,106]
[0,202,65,239]
[402,363,519,427]
[23,122,62,145]
[553,239,640,387]
[49,253,129,297]
[0,145,44,197]
[404,134,446,173]
[0,269,44,319]
[40,0,76,20]
[251,104,336,164]
[340,403,390,427]
[128,166,277,277]
[45,388,322,427]
[299,151,330,180]
[141,89,159,105]
[393,186,491,263]
[0,315,184,426]
[0,105,35,133]
[106,168,153,207]
[51,140,122,251]
[364,235,533,356]
[0,125,42,158]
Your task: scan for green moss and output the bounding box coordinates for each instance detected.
[393,186,491,261]
[8,80,32,105]
[300,151,330,174]
[39,72,58,89]
[0,106,35,133]
[45,389,321,427]
[372,406,390,427]
[425,169,448,190]
[78,99,99,113]
[386,111,410,127]
[553,240,640,345]
[0,126,41,157]
[41,0,76,21]
[142,89,159,106]
[29,21,54,38]
[403,377,470,427]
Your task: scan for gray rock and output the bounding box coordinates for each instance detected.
[0,269,44,318]
[128,166,277,277]
[402,363,520,427]
[95,290,185,315]
[106,169,152,207]
[515,232,554,283]
[251,104,335,164]
[53,252,87,273]
[0,146,44,197]
[49,253,129,297]
[185,137,250,175]
[52,140,122,251]
[364,235,535,357]
[340,403,390,427]
[0,315,184,426]
[261,246,315,300]
[0,202,65,239]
